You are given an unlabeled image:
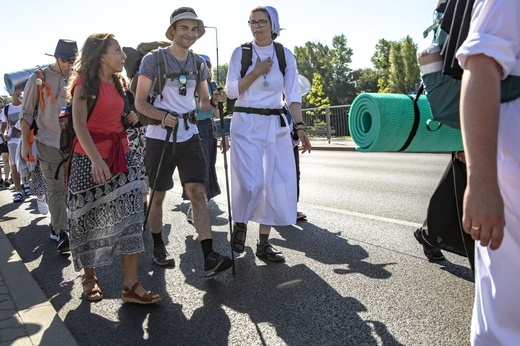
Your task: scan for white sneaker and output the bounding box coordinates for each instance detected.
[37,195,49,215]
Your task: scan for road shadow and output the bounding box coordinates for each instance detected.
[272,222,396,280]
[178,234,402,345]
[171,200,229,227]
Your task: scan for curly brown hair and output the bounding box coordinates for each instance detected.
[66,33,124,102]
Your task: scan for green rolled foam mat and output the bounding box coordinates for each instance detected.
[348,93,463,152]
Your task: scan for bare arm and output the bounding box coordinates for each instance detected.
[20,119,31,161]
[460,53,505,250]
[288,102,312,154]
[134,74,178,128]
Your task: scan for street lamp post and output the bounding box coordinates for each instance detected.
[204,25,219,85]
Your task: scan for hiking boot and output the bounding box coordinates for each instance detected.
[37,195,49,215]
[49,225,58,240]
[414,229,445,262]
[152,244,176,267]
[186,206,193,225]
[256,242,285,262]
[204,251,232,277]
[57,231,70,253]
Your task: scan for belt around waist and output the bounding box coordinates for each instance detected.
[233,107,286,116]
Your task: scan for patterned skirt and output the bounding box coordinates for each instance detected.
[30,161,47,196]
[67,152,145,271]
[126,126,148,192]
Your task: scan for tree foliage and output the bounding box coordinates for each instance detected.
[306,72,330,108]
[371,36,419,93]
[220,34,421,107]
[294,34,356,107]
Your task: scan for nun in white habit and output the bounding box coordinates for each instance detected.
[225,5,311,262]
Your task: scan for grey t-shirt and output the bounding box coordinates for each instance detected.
[139,48,210,142]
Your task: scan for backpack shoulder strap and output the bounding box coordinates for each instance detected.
[152,48,167,98]
[4,104,9,116]
[240,42,253,78]
[36,68,55,110]
[273,42,286,76]
[191,52,205,85]
[239,42,286,78]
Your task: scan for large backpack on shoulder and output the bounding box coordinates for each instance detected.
[419,0,520,130]
[225,41,286,115]
[123,43,204,126]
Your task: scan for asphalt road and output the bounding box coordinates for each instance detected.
[0,150,474,345]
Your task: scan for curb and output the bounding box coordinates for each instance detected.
[0,228,78,346]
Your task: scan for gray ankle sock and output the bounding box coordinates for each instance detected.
[259,234,269,245]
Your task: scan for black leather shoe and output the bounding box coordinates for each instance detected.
[414,229,445,262]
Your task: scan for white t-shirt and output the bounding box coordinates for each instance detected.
[3,103,23,145]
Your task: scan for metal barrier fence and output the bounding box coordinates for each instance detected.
[301,105,351,141]
[215,104,351,141]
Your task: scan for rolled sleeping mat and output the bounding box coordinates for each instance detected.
[348,93,463,152]
[4,66,45,94]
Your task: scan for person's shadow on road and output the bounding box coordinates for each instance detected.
[273,222,396,280]
[178,232,402,345]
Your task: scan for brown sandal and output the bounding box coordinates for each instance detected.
[81,276,103,302]
[122,281,161,304]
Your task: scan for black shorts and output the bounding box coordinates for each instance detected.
[145,134,206,192]
[0,141,8,154]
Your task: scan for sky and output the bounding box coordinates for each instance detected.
[1,0,439,95]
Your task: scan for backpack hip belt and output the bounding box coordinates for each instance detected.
[233,106,287,127]
[161,109,196,130]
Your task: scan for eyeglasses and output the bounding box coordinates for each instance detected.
[248,19,270,28]
[179,74,187,96]
[59,58,75,64]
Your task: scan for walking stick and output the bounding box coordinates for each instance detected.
[218,90,236,274]
[143,125,176,232]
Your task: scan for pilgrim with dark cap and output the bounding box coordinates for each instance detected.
[20,38,78,253]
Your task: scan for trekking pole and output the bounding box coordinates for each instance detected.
[143,125,175,232]
[217,89,236,274]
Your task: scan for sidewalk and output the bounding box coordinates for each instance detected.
[308,137,356,151]
[0,138,353,346]
[0,226,77,346]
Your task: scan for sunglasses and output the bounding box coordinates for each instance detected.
[179,74,187,96]
[59,58,75,64]
[248,19,270,28]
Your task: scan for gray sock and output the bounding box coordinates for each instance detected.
[259,234,269,245]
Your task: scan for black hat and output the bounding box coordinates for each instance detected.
[46,39,78,60]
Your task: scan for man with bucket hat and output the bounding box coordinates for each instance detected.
[135,7,232,276]
[19,39,78,254]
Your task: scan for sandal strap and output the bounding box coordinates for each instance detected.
[123,281,141,294]
[82,275,98,286]
[263,243,281,254]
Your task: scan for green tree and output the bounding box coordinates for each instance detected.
[213,63,228,87]
[294,35,354,105]
[401,36,421,92]
[306,72,330,108]
[330,34,355,104]
[371,37,420,93]
[354,68,379,94]
[371,39,392,93]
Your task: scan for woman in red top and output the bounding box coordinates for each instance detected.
[67,33,160,304]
